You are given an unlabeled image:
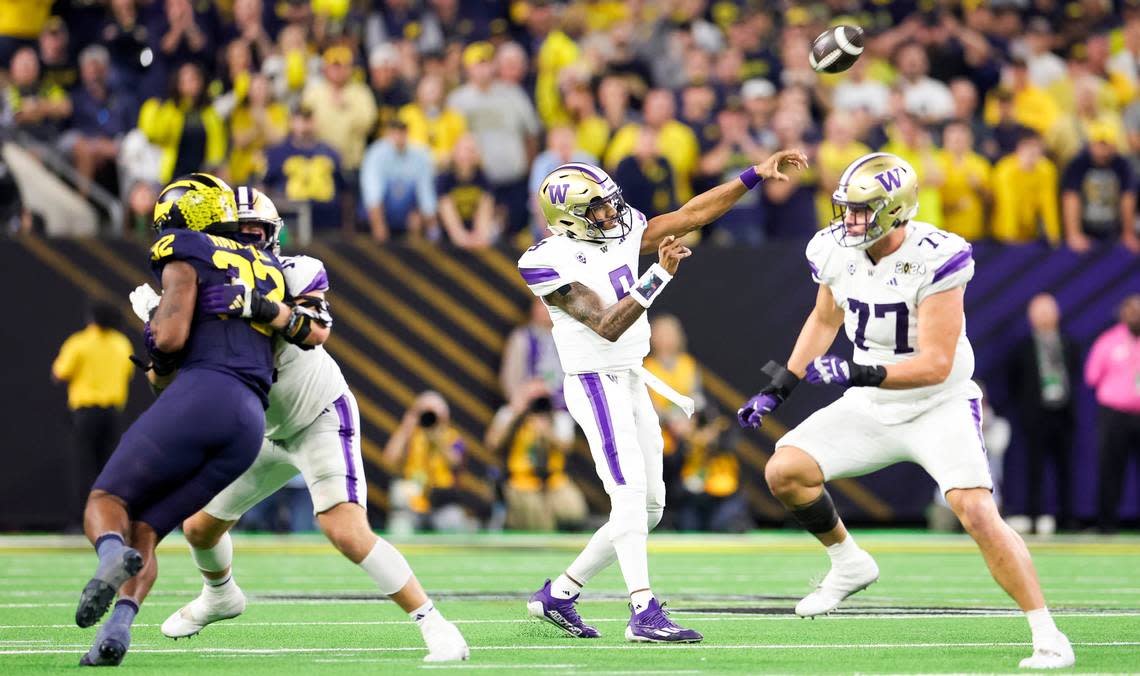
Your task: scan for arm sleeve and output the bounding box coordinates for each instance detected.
[52,336,77,381]
[518,240,573,297]
[804,230,836,285]
[360,144,384,209]
[918,235,974,303]
[1085,332,1109,387]
[416,151,438,216]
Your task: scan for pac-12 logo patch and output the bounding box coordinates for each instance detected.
[847,261,857,275]
[576,252,587,264]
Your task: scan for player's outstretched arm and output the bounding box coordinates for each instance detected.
[640,149,808,253]
[876,287,962,389]
[548,235,691,342]
[786,283,847,377]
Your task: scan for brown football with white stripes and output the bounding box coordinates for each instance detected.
[809,25,864,74]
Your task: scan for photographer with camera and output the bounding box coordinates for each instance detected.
[384,392,476,534]
[485,380,587,532]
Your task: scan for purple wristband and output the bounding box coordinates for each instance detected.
[739,166,762,189]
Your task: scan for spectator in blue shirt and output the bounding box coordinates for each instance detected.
[527,125,596,239]
[262,105,348,232]
[64,45,135,197]
[360,117,438,241]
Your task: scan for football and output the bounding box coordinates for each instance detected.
[809,24,864,73]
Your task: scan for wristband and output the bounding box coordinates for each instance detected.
[739,166,762,190]
[630,263,673,308]
[760,360,800,398]
[849,363,887,387]
[248,289,280,324]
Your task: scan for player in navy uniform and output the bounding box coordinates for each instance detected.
[74,173,305,667]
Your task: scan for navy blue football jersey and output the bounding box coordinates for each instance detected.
[149,229,286,405]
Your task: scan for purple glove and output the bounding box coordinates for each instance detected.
[737,392,782,429]
[199,283,247,317]
[805,355,852,386]
[805,355,887,388]
[139,321,178,375]
[199,283,280,323]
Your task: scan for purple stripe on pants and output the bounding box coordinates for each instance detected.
[578,373,625,485]
[332,394,359,503]
[969,398,987,456]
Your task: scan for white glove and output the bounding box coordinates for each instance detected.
[129,283,161,322]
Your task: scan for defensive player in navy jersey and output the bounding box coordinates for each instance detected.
[74,173,305,667]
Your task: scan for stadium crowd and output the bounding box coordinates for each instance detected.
[2,0,1140,251]
[14,0,1140,532]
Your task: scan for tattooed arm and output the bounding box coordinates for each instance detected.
[543,235,692,342]
[544,282,646,343]
[150,260,197,354]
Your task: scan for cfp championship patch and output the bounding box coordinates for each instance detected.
[894,261,927,276]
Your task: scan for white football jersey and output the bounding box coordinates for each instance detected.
[807,220,982,423]
[518,207,651,374]
[264,254,348,440]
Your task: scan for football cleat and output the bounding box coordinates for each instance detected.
[1019,631,1075,669]
[795,549,880,617]
[161,581,246,639]
[420,613,470,662]
[75,547,144,628]
[79,620,131,667]
[624,599,703,643]
[526,579,600,638]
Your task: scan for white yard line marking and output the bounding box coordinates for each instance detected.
[1,641,1137,656]
[2,610,1140,631]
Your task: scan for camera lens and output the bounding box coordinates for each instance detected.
[530,396,553,414]
[419,410,438,428]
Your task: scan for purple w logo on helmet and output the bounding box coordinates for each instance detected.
[548,183,570,204]
[874,168,905,191]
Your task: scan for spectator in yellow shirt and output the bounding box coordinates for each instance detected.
[1047,75,1129,167]
[645,314,705,459]
[991,131,1061,244]
[816,112,871,229]
[301,45,378,173]
[398,73,467,169]
[52,301,134,507]
[983,58,1060,136]
[604,89,700,202]
[882,113,945,228]
[561,79,610,160]
[938,122,992,241]
[228,73,288,185]
[137,61,227,183]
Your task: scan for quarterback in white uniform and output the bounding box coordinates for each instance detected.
[131,189,468,662]
[737,153,1073,669]
[521,151,807,643]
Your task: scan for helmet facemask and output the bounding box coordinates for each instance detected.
[568,190,632,242]
[829,195,891,250]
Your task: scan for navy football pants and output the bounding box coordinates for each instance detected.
[93,369,265,539]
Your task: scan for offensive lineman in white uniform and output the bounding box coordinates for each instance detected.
[737,153,1074,669]
[521,151,807,643]
[130,189,468,662]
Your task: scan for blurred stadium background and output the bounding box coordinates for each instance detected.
[5,0,1140,672]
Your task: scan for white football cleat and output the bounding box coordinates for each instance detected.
[420,613,470,662]
[1019,631,1075,669]
[161,582,246,639]
[795,550,880,617]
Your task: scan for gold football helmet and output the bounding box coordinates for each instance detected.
[235,186,284,255]
[829,152,919,249]
[538,163,632,242]
[152,173,239,235]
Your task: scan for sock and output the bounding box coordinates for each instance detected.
[565,523,617,586]
[359,538,414,596]
[108,599,138,628]
[551,574,582,600]
[826,535,861,566]
[95,533,125,562]
[204,574,233,589]
[410,599,436,624]
[1026,607,1057,644]
[630,589,654,613]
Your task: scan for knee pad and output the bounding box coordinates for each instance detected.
[607,488,649,541]
[790,489,840,534]
[646,506,663,531]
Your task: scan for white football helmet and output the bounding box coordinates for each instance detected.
[235,186,284,255]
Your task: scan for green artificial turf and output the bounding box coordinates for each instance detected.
[1,532,1137,674]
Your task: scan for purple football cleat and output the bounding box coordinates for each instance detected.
[625,599,703,643]
[526,579,600,638]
